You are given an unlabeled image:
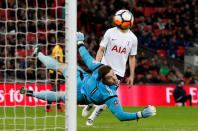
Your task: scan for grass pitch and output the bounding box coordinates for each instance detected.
[0,106,198,131]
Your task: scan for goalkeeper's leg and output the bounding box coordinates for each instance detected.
[37,51,66,77]
[38,52,62,71]
[20,86,64,103]
[86,104,107,126]
[32,47,65,74]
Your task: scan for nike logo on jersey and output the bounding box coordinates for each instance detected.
[111,45,126,54]
[112,38,116,41]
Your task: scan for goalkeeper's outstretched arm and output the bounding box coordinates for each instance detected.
[105,97,156,121]
[77,32,103,71]
[78,45,102,71]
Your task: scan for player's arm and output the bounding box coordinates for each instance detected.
[105,97,156,121]
[96,46,105,61]
[96,30,109,62]
[105,97,138,121]
[77,32,102,71]
[127,55,136,88]
[127,36,138,88]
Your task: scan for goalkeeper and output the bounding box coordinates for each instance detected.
[20,32,156,122]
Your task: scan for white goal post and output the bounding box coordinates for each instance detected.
[65,0,77,131]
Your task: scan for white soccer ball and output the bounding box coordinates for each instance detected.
[113,9,134,30]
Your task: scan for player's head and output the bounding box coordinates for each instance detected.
[98,65,118,86]
[113,9,134,30]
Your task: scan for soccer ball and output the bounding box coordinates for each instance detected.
[113,9,134,30]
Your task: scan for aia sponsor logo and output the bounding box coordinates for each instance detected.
[111,45,126,54]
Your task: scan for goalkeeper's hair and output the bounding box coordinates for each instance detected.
[98,65,112,80]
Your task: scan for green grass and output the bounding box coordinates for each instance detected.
[0,106,198,131]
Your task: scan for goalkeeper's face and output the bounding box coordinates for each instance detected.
[103,69,118,86]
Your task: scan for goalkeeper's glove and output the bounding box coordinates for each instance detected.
[76,32,84,45]
[136,105,156,119]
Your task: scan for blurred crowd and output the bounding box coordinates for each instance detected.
[0,0,198,85]
[131,52,198,85]
[0,0,65,82]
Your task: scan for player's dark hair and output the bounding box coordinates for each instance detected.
[98,65,112,80]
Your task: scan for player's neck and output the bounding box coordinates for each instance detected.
[117,28,129,33]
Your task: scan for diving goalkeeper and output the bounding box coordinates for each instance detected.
[20,32,156,122]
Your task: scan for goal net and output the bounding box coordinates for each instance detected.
[0,0,76,130]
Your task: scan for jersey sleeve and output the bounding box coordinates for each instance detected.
[129,36,138,56]
[105,97,138,121]
[78,45,102,71]
[100,30,110,47]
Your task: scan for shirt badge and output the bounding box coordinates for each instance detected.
[114,100,119,107]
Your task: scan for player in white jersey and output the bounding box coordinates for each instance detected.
[82,9,138,126]
[99,27,137,78]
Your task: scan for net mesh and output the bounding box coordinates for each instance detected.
[0,0,66,130]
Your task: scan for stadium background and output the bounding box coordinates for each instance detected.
[0,0,198,84]
[1,0,198,130]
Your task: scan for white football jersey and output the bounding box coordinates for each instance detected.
[100,27,138,77]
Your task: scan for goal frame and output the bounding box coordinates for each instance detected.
[65,0,77,131]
